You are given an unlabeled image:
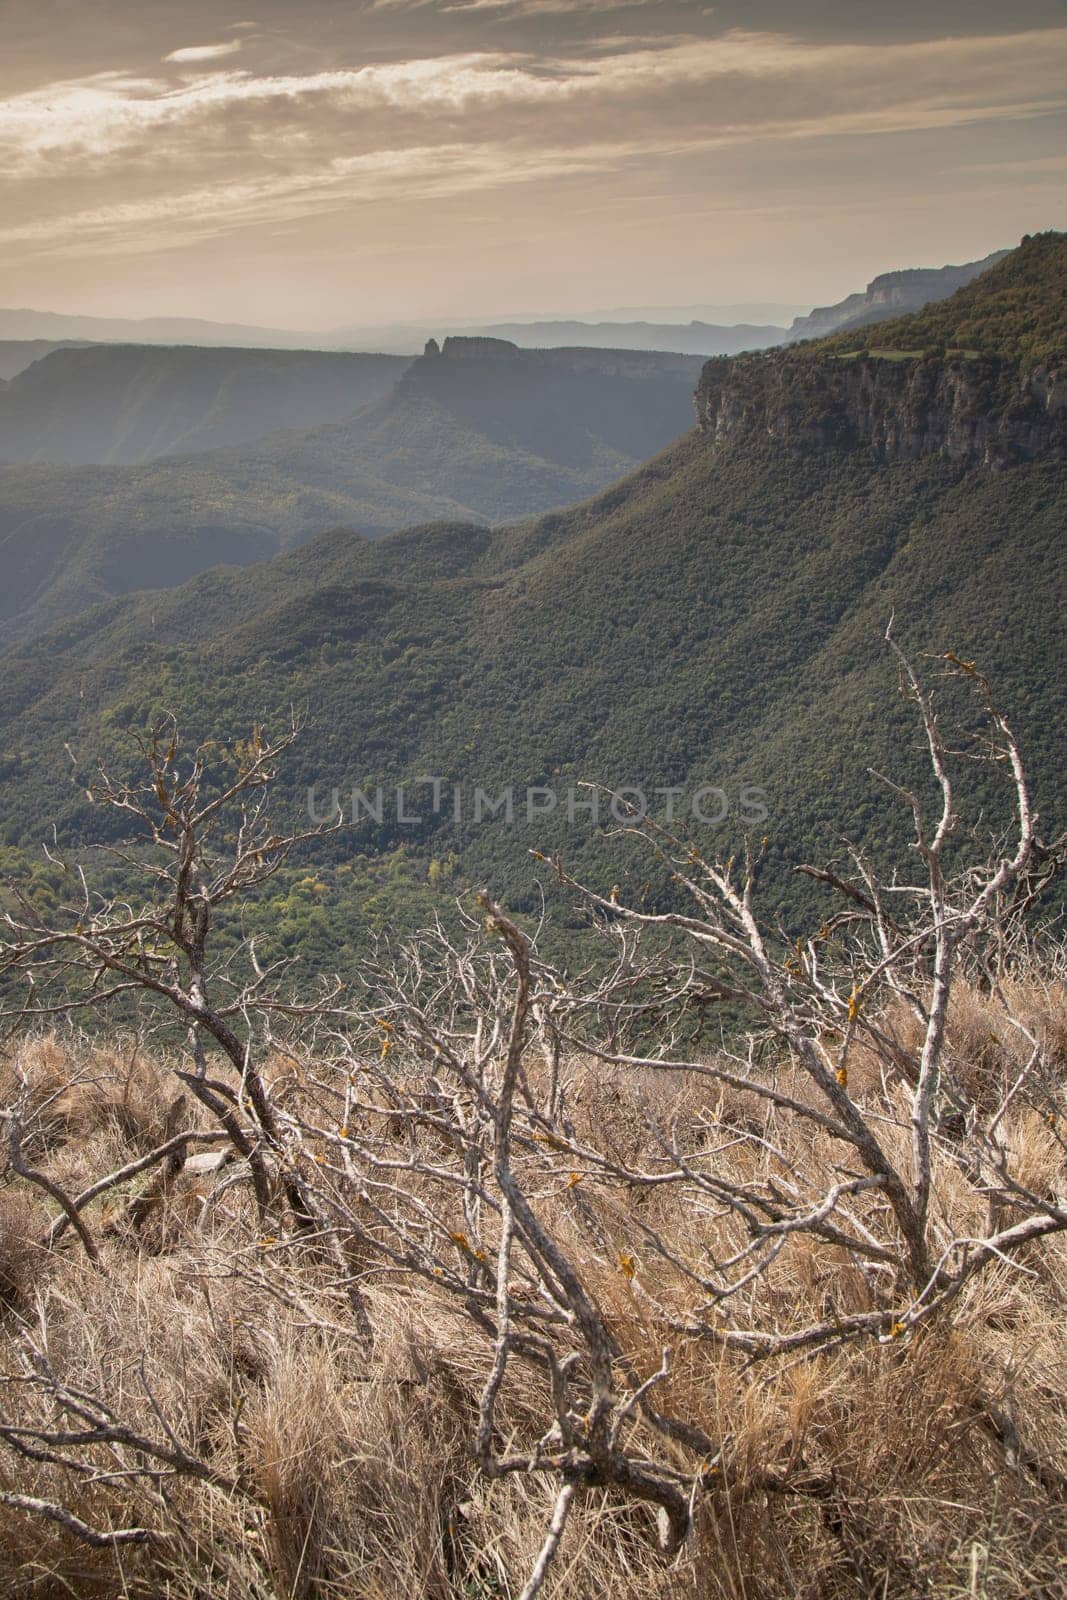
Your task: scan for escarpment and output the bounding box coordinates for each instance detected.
[695,350,1066,468]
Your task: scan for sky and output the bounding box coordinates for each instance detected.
[1,0,1065,329]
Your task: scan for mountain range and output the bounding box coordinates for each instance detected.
[470,319,786,356]
[0,346,409,467]
[0,308,315,350]
[477,253,1009,353]
[0,340,703,641]
[0,245,1019,649]
[1,232,1063,962]
[784,249,1009,341]
[0,248,1007,359]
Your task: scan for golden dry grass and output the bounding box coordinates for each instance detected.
[0,991,1065,1600]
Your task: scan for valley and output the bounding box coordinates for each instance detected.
[1,234,1063,962]
[1,5,1065,1588]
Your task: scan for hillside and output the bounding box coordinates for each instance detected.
[786,248,1008,341]
[0,340,702,642]
[1,235,1064,963]
[0,339,89,382]
[0,345,410,465]
[0,306,316,348]
[824,231,1067,364]
[378,338,703,498]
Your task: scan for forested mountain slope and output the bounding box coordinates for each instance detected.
[0,345,409,466]
[0,341,702,644]
[824,229,1067,364]
[1,236,1064,958]
[786,248,1008,341]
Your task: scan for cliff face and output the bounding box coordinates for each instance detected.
[412,336,701,381]
[787,250,1009,342]
[695,352,1066,468]
[439,335,523,362]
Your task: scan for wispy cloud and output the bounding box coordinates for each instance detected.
[0,137,647,256]
[164,42,244,63]
[0,54,564,173]
[1,19,1064,295]
[3,27,1066,181]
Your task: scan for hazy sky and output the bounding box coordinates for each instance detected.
[1,0,1065,327]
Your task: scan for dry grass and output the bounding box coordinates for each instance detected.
[0,992,1065,1600]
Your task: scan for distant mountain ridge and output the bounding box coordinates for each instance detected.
[414,251,1011,355]
[0,248,1008,357]
[786,250,1010,341]
[0,308,320,349]
[0,345,410,466]
[470,320,785,356]
[0,340,89,382]
[0,236,1062,951]
[0,339,703,642]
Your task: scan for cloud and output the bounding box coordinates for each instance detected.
[0,138,644,256]
[2,27,1065,180]
[164,42,243,63]
[0,54,564,173]
[1,24,1064,265]
[958,152,1067,175]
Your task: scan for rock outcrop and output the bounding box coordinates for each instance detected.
[695,351,1066,468]
[440,335,523,362]
[786,250,1009,342]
